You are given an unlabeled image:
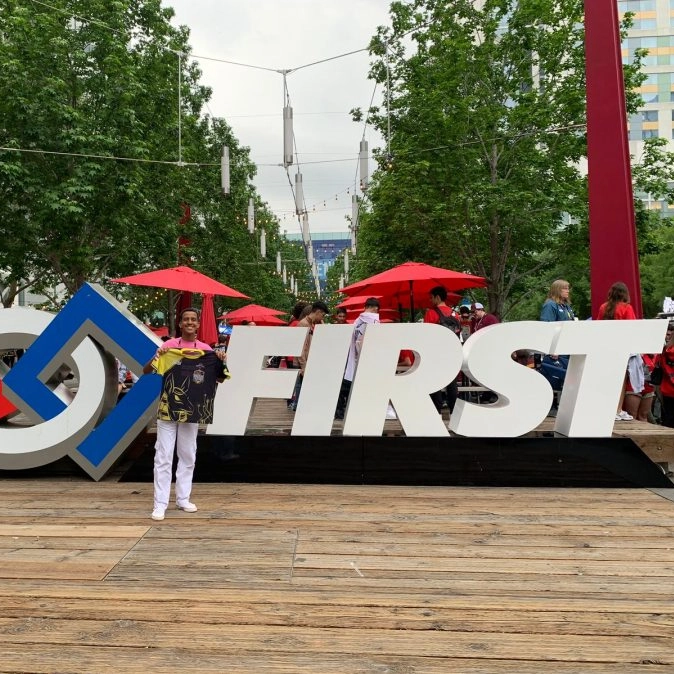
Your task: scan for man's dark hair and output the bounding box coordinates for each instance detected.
[430,286,447,302]
[364,297,380,310]
[292,301,309,320]
[179,307,200,320]
[459,305,471,316]
[334,307,347,315]
[311,301,329,314]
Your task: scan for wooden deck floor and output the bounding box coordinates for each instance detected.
[1,477,673,672]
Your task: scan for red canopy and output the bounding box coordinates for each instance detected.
[147,325,169,338]
[338,291,461,312]
[345,308,400,318]
[339,262,485,319]
[111,265,249,298]
[229,315,287,327]
[336,295,382,309]
[340,262,485,296]
[220,303,287,323]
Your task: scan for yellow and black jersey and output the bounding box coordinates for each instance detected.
[152,349,226,424]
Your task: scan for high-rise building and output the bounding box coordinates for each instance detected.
[285,232,351,291]
[620,0,674,212]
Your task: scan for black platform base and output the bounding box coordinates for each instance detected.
[120,434,674,489]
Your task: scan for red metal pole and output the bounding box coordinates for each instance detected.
[585,0,642,318]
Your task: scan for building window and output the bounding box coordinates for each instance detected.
[642,129,659,139]
[642,110,659,122]
[619,0,655,9]
[633,18,657,30]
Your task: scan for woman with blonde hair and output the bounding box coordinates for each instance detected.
[538,279,574,417]
[540,279,574,322]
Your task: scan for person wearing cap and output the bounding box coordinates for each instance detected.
[471,302,499,332]
[458,305,473,341]
[335,297,380,420]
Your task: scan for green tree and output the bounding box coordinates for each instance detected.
[0,0,200,301]
[0,0,295,312]
[353,0,645,318]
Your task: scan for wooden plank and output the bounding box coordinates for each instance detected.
[0,561,118,580]
[2,579,674,612]
[0,537,144,550]
[2,516,674,540]
[1,596,673,637]
[1,646,668,674]
[0,619,671,664]
[294,540,674,562]
[0,524,149,537]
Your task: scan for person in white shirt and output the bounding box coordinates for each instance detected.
[334,297,380,420]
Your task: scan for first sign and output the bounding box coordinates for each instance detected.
[0,284,667,480]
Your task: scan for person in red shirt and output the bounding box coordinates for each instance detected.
[597,281,637,420]
[424,286,460,414]
[597,281,637,320]
[398,349,415,368]
[471,302,499,331]
[658,324,674,427]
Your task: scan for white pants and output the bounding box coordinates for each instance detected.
[154,420,199,509]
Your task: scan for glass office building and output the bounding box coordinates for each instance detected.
[620,0,674,212]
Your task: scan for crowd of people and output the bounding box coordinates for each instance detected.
[2,279,671,521]
[262,279,674,428]
[101,282,674,519]
[537,278,674,424]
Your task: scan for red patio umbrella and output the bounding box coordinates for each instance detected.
[339,262,485,320]
[220,303,287,324]
[111,265,248,345]
[111,265,249,298]
[338,291,461,312]
[345,308,401,319]
[230,315,288,327]
[146,325,169,338]
[336,295,383,309]
[197,294,218,345]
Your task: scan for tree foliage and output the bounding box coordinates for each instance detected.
[0,0,300,310]
[353,0,647,318]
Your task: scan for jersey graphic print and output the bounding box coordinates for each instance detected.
[153,349,223,424]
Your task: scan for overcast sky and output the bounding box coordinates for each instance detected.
[165,0,392,235]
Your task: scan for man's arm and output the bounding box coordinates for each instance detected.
[142,346,169,374]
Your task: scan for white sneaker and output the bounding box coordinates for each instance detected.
[176,501,198,513]
[151,507,165,521]
[618,411,634,421]
[614,414,622,421]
